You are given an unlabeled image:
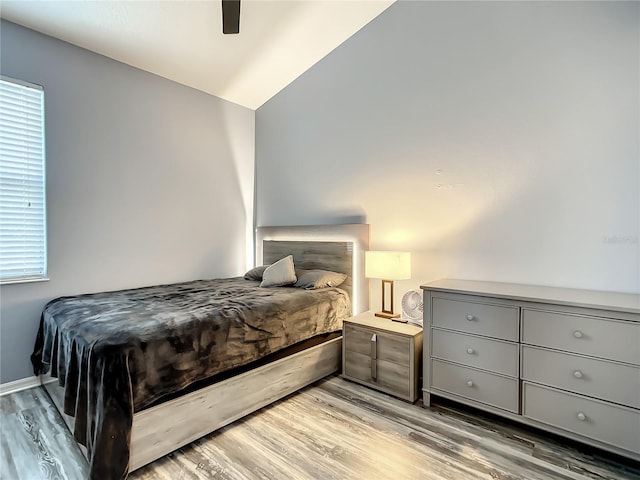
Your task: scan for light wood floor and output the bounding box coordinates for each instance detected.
[1,375,639,479]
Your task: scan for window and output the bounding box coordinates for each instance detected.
[0,76,47,283]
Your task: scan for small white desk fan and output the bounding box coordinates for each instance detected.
[401,290,423,325]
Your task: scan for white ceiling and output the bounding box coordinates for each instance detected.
[0,0,395,110]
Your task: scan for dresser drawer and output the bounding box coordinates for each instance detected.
[432,328,519,377]
[523,382,640,454]
[431,360,519,413]
[432,297,519,341]
[521,309,640,365]
[344,324,411,366]
[344,351,411,398]
[521,346,640,409]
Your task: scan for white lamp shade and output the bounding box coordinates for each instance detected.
[365,251,411,280]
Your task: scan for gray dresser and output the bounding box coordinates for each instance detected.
[421,279,640,461]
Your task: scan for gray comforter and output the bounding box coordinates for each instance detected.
[31,277,350,480]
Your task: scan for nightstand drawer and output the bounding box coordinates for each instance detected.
[521,309,640,365]
[344,324,411,366]
[344,351,411,398]
[432,329,518,377]
[523,382,640,454]
[431,360,519,413]
[521,346,640,409]
[432,297,519,341]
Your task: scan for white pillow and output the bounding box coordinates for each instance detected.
[260,255,297,287]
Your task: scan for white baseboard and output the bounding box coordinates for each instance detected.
[0,373,53,396]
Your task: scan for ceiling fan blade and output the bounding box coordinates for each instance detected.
[222,0,240,34]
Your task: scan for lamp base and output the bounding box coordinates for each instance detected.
[374,311,401,320]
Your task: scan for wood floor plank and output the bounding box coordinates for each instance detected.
[0,388,88,480]
[2,410,65,479]
[0,388,40,415]
[289,384,565,480]
[0,427,20,480]
[315,377,640,480]
[1,376,638,480]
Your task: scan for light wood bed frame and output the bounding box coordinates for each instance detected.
[43,223,370,473]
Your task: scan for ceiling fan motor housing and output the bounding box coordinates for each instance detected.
[222,0,240,34]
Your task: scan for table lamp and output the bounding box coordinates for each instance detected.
[365,251,411,320]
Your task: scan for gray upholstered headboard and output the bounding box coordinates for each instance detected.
[256,224,370,315]
[263,240,354,304]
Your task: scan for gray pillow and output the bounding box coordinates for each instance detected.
[244,265,268,281]
[260,255,297,287]
[294,269,347,290]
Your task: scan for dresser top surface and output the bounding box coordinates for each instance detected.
[421,279,640,314]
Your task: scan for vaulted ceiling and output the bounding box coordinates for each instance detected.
[1,0,395,109]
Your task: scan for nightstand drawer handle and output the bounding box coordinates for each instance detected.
[576,412,587,421]
[573,370,583,379]
[466,380,474,387]
[466,348,475,355]
[370,334,377,380]
[573,330,584,339]
[466,315,474,321]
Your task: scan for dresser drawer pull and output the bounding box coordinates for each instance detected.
[466,380,474,387]
[370,334,377,380]
[573,370,584,379]
[466,348,475,355]
[576,411,587,421]
[573,330,584,339]
[466,315,475,321]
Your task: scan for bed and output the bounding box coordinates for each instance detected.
[31,224,369,480]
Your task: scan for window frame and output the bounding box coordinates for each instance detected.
[0,75,48,284]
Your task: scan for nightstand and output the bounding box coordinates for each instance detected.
[342,311,423,402]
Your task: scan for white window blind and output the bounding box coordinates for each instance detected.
[0,76,47,283]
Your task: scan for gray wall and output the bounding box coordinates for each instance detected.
[256,1,640,307]
[0,21,255,383]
